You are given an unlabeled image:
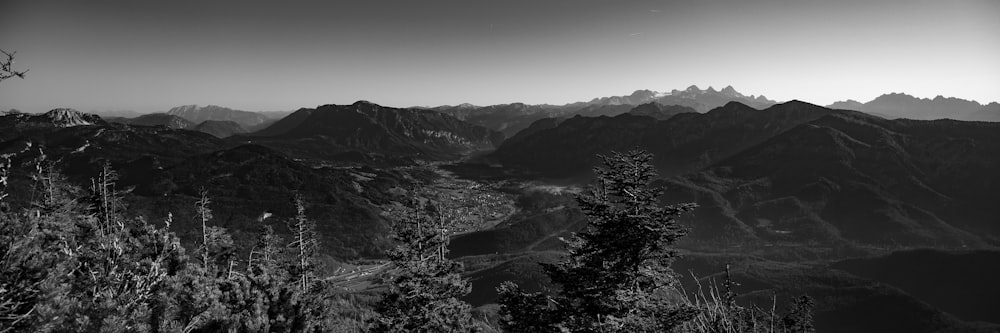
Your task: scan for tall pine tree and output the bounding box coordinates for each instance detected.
[499,149,699,332]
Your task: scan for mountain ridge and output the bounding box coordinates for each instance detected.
[241,101,504,162]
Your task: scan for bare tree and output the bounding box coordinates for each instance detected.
[0,49,28,82]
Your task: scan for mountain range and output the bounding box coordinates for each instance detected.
[486,101,1000,247]
[828,93,1000,121]
[166,104,276,131]
[432,85,775,136]
[4,91,1000,332]
[106,113,248,138]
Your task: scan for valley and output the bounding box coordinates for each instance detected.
[2,90,999,332]
[3,1,997,330]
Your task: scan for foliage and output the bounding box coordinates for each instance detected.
[499,149,699,332]
[678,265,816,333]
[497,150,819,333]
[369,201,477,332]
[0,159,344,332]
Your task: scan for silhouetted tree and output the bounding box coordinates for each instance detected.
[499,149,699,332]
[0,49,28,82]
[782,296,816,333]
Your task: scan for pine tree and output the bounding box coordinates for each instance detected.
[0,159,77,332]
[227,211,316,333]
[248,212,281,278]
[0,159,191,332]
[499,149,699,332]
[370,201,476,333]
[4,158,88,332]
[781,296,815,333]
[289,194,319,292]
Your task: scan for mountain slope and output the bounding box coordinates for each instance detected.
[964,102,1000,122]
[490,101,832,179]
[0,108,105,141]
[111,113,194,129]
[167,104,271,129]
[192,120,247,138]
[627,102,697,120]
[244,101,504,162]
[133,144,411,258]
[434,103,561,138]
[489,101,1000,246]
[658,111,1000,246]
[832,249,1000,325]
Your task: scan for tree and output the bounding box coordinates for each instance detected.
[0,157,189,332]
[370,201,476,333]
[289,194,319,292]
[195,189,213,269]
[0,158,80,332]
[499,149,699,332]
[782,296,816,333]
[0,49,28,82]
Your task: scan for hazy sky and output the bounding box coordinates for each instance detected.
[1,0,998,113]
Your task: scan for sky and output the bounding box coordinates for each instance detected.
[0,0,998,113]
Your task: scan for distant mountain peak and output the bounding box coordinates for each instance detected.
[722,100,749,107]
[864,92,985,120]
[628,89,657,100]
[827,99,865,111]
[720,85,742,98]
[43,108,99,127]
[780,99,819,108]
[167,104,270,128]
[686,85,701,92]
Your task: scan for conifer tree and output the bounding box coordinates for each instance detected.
[370,201,476,333]
[225,210,317,333]
[248,212,281,278]
[0,158,76,332]
[0,159,190,332]
[289,194,319,292]
[782,296,816,333]
[499,149,699,332]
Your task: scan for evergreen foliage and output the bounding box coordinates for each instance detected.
[0,158,341,332]
[499,149,699,332]
[497,150,819,333]
[370,201,477,333]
